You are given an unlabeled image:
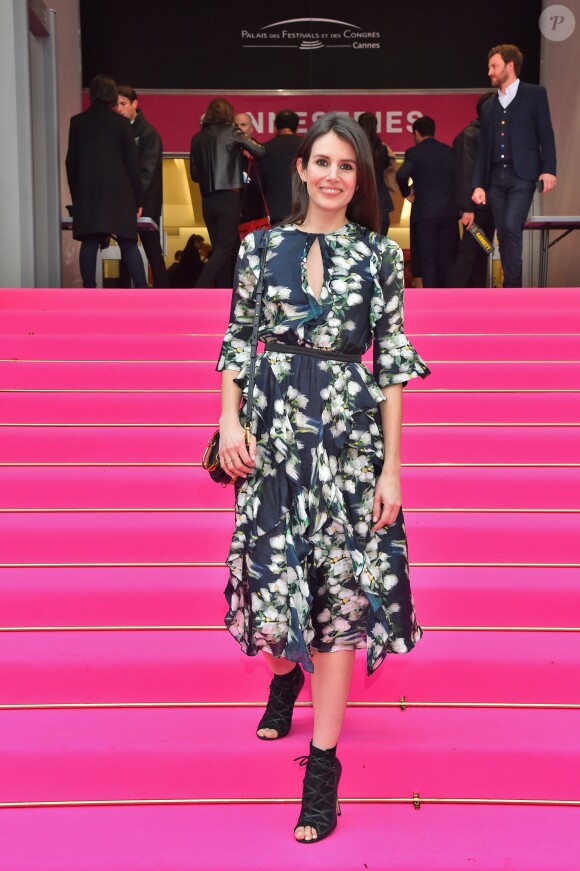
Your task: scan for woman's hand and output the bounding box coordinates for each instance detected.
[371,468,402,531]
[218,416,257,480]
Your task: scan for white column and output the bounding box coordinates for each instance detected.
[539,0,580,286]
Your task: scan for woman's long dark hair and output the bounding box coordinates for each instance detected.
[357,111,384,171]
[286,113,380,233]
[201,98,235,127]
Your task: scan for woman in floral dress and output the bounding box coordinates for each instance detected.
[217,113,430,843]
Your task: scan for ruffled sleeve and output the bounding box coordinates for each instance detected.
[372,237,430,386]
[216,233,262,372]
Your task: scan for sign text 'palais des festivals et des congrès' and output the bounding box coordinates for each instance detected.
[241,17,381,52]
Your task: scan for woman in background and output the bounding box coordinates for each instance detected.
[358,111,397,235]
[171,233,204,287]
[190,98,264,288]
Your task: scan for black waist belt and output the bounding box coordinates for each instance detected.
[264,342,362,364]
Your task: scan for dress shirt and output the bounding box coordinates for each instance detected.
[498,78,520,108]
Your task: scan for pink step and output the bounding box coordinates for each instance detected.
[2,391,579,424]
[0,564,576,630]
[0,511,576,566]
[4,297,580,335]
[404,361,580,390]
[0,707,578,802]
[0,308,227,335]
[0,466,234,509]
[0,425,210,463]
[3,331,579,362]
[400,466,580,508]
[0,563,551,628]
[404,394,580,424]
[2,285,579,320]
[0,629,577,705]
[0,805,577,871]
[406,306,580,333]
[408,332,580,361]
[1,566,579,630]
[0,287,230,311]
[0,332,224,360]
[0,424,577,464]
[0,566,228,628]
[0,465,578,510]
[3,360,580,390]
[402,425,580,463]
[0,392,220,423]
[1,361,220,390]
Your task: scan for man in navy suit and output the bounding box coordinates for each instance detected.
[397,116,458,288]
[472,44,557,287]
[259,110,302,225]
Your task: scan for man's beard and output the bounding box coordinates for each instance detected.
[490,70,508,89]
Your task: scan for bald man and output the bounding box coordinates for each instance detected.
[235,112,268,226]
[235,112,255,139]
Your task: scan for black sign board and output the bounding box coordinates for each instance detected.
[81,0,542,90]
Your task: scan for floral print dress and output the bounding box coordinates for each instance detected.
[217,223,430,674]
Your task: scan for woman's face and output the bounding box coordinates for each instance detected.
[297,131,358,220]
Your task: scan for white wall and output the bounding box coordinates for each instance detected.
[0,0,35,287]
[0,0,81,289]
[50,0,82,287]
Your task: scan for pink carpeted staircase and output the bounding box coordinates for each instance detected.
[0,286,578,870]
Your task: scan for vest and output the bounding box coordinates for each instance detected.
[492,98,514,167]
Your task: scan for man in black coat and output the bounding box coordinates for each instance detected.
[235,112,268,228]
[452,93,495,287]
[117,86,168,287]
[259,110,302,225]
[397,116,458,288]
[472,44,557,287]
[65,75,147,288]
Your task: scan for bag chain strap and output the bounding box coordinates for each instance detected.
[243,231,269,437]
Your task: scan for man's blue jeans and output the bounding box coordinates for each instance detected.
[488,165,535,287]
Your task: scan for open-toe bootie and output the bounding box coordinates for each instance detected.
[294,743,342,843]
[256,663,304,740]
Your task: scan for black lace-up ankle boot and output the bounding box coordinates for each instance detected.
[256,663,305,740]
[294,742,342,843]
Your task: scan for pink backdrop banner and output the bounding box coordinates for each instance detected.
[85,91,483,152]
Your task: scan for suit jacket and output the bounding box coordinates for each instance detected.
[473,82,557,189]
[396,137,456,222]
[131,110,163,218]
[65,102,142,240]
[259,133,302,222]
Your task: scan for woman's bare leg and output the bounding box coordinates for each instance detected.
[295,649,355,842]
